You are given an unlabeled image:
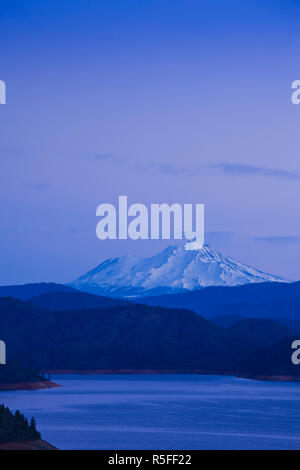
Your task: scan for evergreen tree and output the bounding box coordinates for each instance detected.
[0,404,41,442]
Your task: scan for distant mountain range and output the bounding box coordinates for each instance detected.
[28,290,128,311]
[0,294,299,379]
[0,282,74,300]
[71,243,288,297]
[0,245,299,381]
[136,280,300,321]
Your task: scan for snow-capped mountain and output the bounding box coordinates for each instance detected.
[71,243,289,297]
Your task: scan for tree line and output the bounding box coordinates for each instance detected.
[0,404,41,442]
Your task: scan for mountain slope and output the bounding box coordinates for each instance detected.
[28,290,129,311]
[71,244,287,297]
[0,297,252,373]
[137,281,300,319]
[0,283,75,300]
[228,318,299,346]
[1,296,300,379]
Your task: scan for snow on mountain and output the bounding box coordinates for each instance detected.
[71,243,289,297]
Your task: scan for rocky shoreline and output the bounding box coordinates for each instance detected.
[0,380,60,391]
[244,375,300,382]
[0,439,58,450]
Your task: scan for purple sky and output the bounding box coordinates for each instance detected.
[1,0,300,284]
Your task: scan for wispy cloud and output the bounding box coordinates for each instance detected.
[146,162,195,175]
[254,236,300,244]
[82,153,198,176]
[81,153,117,162]
[207,231,234,240]
[31,183,52,191]
[82,155,300,181]
[212,163,300,180]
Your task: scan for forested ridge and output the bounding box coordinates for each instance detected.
[0,404,41,442]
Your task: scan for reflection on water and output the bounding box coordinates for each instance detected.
[1,374,300,450]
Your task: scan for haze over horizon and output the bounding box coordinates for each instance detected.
[1,0,300,284]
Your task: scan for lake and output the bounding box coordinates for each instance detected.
[1,374,300,450]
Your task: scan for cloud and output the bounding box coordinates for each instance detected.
[93,154,114,161]
[81,152,197,176]
[212,163,300,180]
[254,236,300,244]
[81,154,300,182]
[31,184,52,191]
[206,231,234,241]
[83,156,300,181]
[81,153,119,162]
[146,162,195,175]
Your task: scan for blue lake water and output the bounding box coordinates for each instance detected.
[1,374,300,450]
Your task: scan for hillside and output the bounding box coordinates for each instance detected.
[0,297,250,373]
[228,318,299,346]
[0,296,299,378]
[0,282,75,300]
[28,290,128,311]
[138,281,300,320]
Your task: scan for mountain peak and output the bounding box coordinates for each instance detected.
[71,243,289,297]
[184,240,206,251]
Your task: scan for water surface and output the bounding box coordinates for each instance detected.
[1,374,300,450]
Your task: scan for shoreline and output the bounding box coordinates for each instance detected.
[241,375,300,382]
[0,380,60,392]
[2,373,300,391]
[47,370,300,383]
[0,439,58,450]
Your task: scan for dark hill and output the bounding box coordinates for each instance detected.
[0,297,251,374]
[228,318,299,346]
[244,334,300,377]
[205,298,300,321]
[28,290,128,311]
[1,296,300,379]
[212,314,243,327]
[137,281,300,321]
[0,282,75,300]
